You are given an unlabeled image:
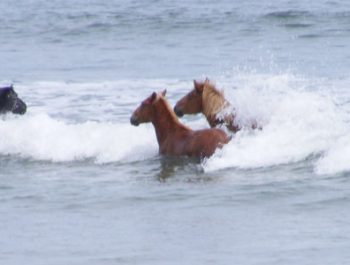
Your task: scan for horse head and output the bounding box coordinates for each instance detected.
[173,79,208,117]
[130,90,167,126]
[0,85,27,115]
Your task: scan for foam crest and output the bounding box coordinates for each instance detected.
[3,76,350,175]
[315,135,350,175]
[204,73,348,172]
[0,114,158,163]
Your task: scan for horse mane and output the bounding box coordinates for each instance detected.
[157,94,191,131]
[202,82,229,118]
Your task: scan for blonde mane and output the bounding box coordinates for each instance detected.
[202,82,230,118]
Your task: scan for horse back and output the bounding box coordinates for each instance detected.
[158,127,229,158]
[186,128,229,158]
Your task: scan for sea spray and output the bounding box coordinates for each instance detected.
[203,73,348,173]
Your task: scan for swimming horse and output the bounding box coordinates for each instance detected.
[174,79,241,133]
[130,90,230,158]
[0,85,27,115]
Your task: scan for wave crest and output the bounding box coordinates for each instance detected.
[0,113,157,163]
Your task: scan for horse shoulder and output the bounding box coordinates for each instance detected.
[161,128,192,156]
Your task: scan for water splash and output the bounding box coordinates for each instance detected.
[203,73,349,174]
[2,75,350,176]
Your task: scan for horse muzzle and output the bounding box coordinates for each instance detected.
[130,116,139,126]
[173,106,183,117]
[12,98,27,115]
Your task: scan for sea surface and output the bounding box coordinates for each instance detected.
[1,0,350,264]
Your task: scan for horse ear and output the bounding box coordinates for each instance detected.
[205,77,210,83]
[161,89,167,97]
[194,80,203,93]
[150,92,157,103]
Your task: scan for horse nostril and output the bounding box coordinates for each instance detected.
[174,106,183,117]
[130,117,139,126]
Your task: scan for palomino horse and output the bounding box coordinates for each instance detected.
[130,90,230,158]
[0,85,27,115]
[174,79,240,133]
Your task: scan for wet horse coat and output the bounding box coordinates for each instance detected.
[0,85,27,115]
[174,79,240,133]
[130,90,229,158]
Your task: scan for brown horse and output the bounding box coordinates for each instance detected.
[130,90,230,158]
[174,79,241,133]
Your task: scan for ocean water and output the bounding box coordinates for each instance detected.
[1,0,350,264]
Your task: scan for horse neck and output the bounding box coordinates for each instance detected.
[0,95,8,112]
[202,87,227,120]
[151,98,190,145]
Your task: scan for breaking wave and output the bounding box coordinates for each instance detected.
[1,74,350,176]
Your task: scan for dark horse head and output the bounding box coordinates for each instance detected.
[0,85,27,115]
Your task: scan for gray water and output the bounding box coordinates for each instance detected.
[1,1,350,264]
[2,0,350,80]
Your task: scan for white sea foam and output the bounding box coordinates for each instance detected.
[3,76,350,175]
[315,135,350,175]
[0,79,194,164]
[12,79,191,122]
[203,73,349,174]
[0,113,158,163]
